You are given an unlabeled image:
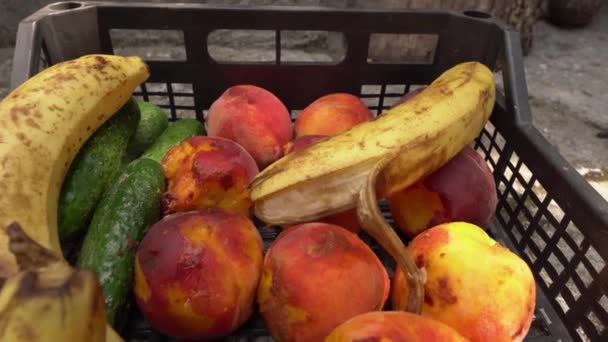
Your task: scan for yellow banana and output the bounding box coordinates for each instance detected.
[0,223,106,341]
[251,61,495,225]
[0,54,149,275]
[0,262,107,341]
[0,54,149,341]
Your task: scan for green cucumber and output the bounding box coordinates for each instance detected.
[141,118,205,163]
[77,158,165,326]
[127,101,169,160]
[58,98,140,243]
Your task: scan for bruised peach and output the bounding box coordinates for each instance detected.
[258,223,390,342]
[388,146,497,237]
[283,135,360,233]
[134,209,264,340]
[325,311,468,342]
[207,85,292,169]
[294,93,373,138]
[391,222,536,342]
[161,136,258,216]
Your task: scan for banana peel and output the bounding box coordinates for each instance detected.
[357,149,426,313]
[251,61,496,312]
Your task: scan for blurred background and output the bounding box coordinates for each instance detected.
[0,0,606,198]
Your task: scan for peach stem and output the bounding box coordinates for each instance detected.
[357,154,424,314]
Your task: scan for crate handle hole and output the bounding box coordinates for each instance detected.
[463,10,492,19]
[48,1,83,11]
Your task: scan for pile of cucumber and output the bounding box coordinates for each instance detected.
[58,99,205,326]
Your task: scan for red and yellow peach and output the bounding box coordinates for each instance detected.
[388,146,497,237]
[207,85,293,169]
[325,311,468,342]
[258,223,390,342]
[294,93,373,137]
[391,222,536,342]
[161,136,258,217]
[134,209,264,340]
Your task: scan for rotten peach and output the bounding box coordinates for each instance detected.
[207,85,293,169]
[258,223,390,342]
[391,222,536,342]
[325,311,468,342]
[134,208,264,340]
[294,93,373,138]
[388,146,497,237]
[161,136,258,216]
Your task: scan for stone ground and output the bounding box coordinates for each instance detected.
[518,5,608,200]
[525,7,608,173]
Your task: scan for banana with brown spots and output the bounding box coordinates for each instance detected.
[0,54,149,342]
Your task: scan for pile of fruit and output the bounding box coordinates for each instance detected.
[0,54,536,342]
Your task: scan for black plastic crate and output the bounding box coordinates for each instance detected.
[9,2,608,341]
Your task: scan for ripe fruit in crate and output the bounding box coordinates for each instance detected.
[161,136,259,216]
[0,54,148,273]
[388,145,497,237]
[257,223,390,342]
[0,54,148,341]
[325,311,468,342]
[134,208,264,340]
[284,135,360,233]
[251,62,495,313]
[207,84,293,169]
[391,222,536,342]
[294,93,373,138]
[251,61,495,229]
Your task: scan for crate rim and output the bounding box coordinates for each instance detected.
[26,1,513,28]
[11,1,516,85]
[7,2,608,341]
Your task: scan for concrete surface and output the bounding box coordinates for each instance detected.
[525,7,608,170]
[522,4,608,202]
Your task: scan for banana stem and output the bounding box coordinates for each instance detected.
[357,154,424,314]
[6,222,60,270]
